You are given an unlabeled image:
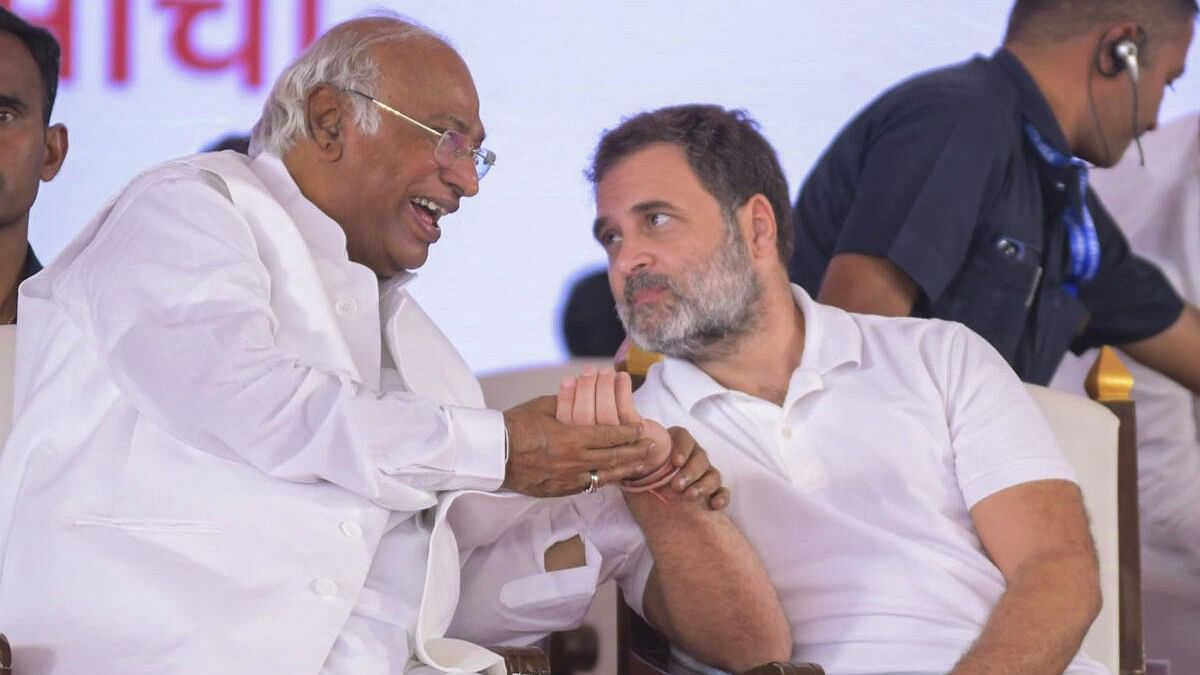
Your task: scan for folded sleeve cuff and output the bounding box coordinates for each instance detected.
[446,405,507,491]
[960,458,1077,509]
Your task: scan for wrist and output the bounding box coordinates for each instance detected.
[621,459,678,493]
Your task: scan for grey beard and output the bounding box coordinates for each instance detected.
[616,230,762,362]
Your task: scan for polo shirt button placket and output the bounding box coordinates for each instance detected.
[776,423,800,480]
[780,421,823,489]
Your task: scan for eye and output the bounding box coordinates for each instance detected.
[648,213,671,228]
[0,110,15,122]
[598,229,623,249]
[441,129,473,156]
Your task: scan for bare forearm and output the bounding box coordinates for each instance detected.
[626,492,791,672]
[951,554,1100,675]
[817,253,920,317]
[1121,303,1200,395]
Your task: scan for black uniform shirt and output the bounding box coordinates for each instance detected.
[791,48,1183,384]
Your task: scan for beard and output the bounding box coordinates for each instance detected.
[616,223,762,362]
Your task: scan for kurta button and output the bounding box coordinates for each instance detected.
[340,521,363,539]
[781,428,793,440]
[312,578,339,598]
[335,296,358,317]
[1054,181,1066,192]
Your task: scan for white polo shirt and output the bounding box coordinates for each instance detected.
[631,286,1103,674]
[451,287,1105,674]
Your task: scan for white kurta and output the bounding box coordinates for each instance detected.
[1051,112,1200,668]
[448,484,654,647]
[0,151,506,674]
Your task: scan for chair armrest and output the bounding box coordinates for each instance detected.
[547,625,599,674]
[0,632,11,673]
[739,662,826,675]
[488,645,552,675]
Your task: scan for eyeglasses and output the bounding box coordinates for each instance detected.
[347,89,496,180]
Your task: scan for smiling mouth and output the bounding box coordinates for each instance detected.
[412,197,447,223]
[410,197,448,243]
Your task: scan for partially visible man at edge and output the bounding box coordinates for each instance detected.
[0,14,785,675]
[792,0,1200,391]
[1052,111,1200,670]
[451,105,1105,675]
[0,7,67,324]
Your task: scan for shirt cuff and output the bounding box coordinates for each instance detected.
[446,405,507,491]
[960,458,1077,508]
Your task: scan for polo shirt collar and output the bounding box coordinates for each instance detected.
[792,284,863,376]
[658,284,863,412]
[991,48,1072,152]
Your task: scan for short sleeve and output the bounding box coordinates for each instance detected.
[1073,190,1184,351]
[836,96,1009,304]
[936,324,1077,507]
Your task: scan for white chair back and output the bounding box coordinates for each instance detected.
[477,358,615,411]
[1025,383,1120,674]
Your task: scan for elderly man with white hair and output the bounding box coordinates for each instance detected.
[0,13,787,675]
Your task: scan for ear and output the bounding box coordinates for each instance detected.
[40,123,68,182]
[741,193,779,261]
[1096,22,1143,76]
[304,84,347,161]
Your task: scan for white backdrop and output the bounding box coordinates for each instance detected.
[14,0,1200,374]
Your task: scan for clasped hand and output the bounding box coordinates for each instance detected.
[556,368,729,510]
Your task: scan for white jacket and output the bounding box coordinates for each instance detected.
[0,151,508,674]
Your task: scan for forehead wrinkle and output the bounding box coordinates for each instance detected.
[631,199,677,214]
[429,112,485,143]
[373,40,482,142]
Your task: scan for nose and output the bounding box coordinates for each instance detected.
[444,158,480,198]
[612,234,653,279]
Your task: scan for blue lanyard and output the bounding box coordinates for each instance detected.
[1023,122,1101,295]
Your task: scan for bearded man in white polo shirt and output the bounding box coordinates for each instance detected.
[600,105,1113,672]
[596,105,1113,675]
[452,104,1108,675]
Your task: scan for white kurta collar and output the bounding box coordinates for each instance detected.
[250,152,379,280]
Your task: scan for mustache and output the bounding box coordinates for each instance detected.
[623,272,677,305]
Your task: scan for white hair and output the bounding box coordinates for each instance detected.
[250,12,445,157]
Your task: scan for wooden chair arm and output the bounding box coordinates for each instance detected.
[739,662,826,675]
[488,645,552,675]
[547,626,599,675]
